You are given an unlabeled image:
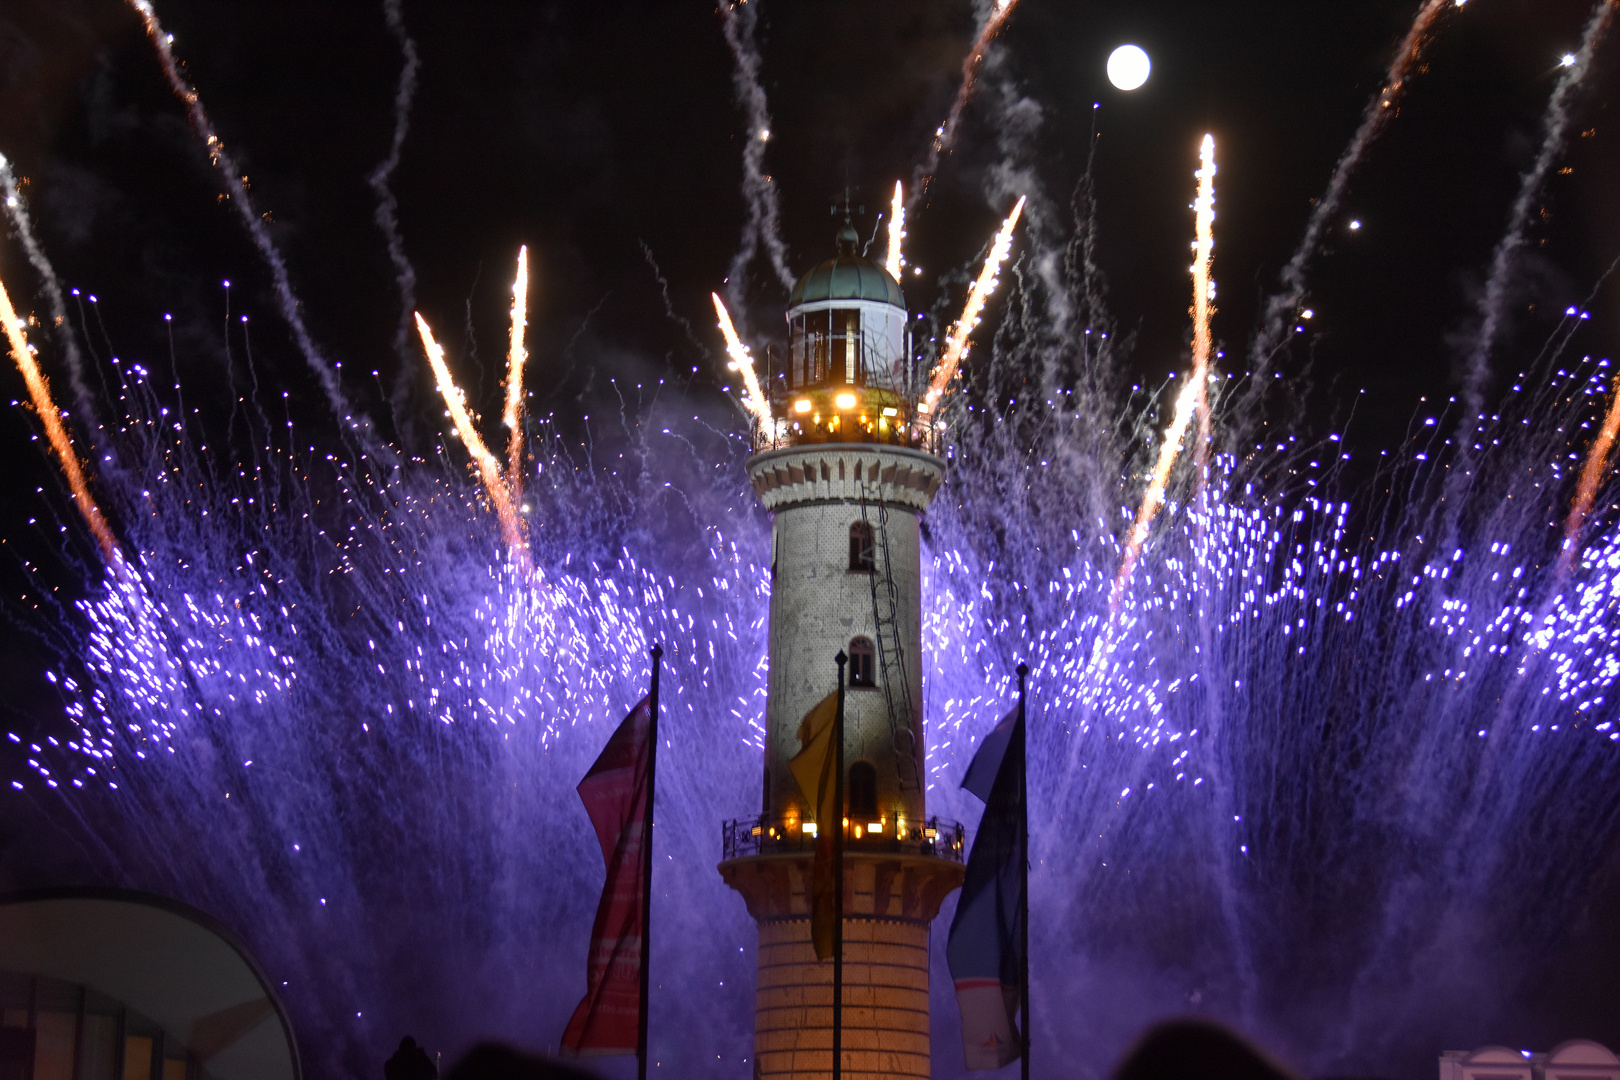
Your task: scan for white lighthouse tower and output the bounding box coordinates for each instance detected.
[720,219,965,1080]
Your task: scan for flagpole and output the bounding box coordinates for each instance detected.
[637,643,663,1080]
[833,649,848,1080]
[1016,661,1029,1080]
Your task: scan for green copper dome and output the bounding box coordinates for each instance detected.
[788,224,906,309]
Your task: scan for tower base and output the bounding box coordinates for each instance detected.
[721,850,964,1080]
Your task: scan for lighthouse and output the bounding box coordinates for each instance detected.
[720,218,965,1080]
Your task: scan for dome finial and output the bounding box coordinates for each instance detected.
[834,187,861,255]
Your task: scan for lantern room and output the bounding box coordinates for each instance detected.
[768,221,916,448]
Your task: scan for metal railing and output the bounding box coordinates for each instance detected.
[721,812,965,863]
[750,408,945,455]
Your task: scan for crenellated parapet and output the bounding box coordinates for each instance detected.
[747,445,943,513]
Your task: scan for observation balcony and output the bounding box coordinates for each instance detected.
[721,811,965,863]
[751,380,942,455]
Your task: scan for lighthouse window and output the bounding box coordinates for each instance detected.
[848,637,876,687]
[789,309,863,386]
[837,309,862,384]
[792,311,832,386]
[848,523,875,572]
[848,762,878,819]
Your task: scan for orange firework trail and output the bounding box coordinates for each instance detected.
[1559,371,1620,576]
[885,181,906,280]
[504,246,529,500]
[710,293,772,428]
[1113,135,1219,613]
[922,196,1026,416]
[912,0,1022,205]
[414,313,529,565]
[0,277,120,565]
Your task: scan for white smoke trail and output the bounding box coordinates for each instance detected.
[1459,0,1615,426]
[1246,0,1455,386]
[0,154,97,426]
[908,0,1021,211]
[368,0,423,440]
[123,1,371,445]
[718,0,794,316]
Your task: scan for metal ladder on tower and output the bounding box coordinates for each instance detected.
[860,481,921,793]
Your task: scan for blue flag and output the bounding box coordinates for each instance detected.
[947,705,1025,1070]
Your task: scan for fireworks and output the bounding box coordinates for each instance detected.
[505,246,530,497]
[710,292,772,427]
[0,276,120,565]
[923,195,1026,416]
[1113,136,1219,611]
[1247,0,1457,387]
[123,0,363,440]
[3,8,1619,1078]
[911,0,1023,204]
[1561,370,1620,575]
[413,312,530,564]
[886,180,906,280]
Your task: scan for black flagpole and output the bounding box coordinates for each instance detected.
[1016,661,1030,1080]
[833,649,848,1080]
[637,644,663,1080]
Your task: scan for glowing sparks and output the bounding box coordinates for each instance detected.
[1116,135,1219,610]
[711,292,771,427]
[0,277,120,565]
[923,196,1026,416]
[504,246,529,499]
[414,312,529,564]
[1560,371,1620,574]
[1190,134,1218,467]
[1113,380,1199,614]
[885,181,905,280]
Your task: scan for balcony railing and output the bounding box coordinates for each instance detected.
[721,812,965,863]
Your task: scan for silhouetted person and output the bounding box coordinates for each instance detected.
[386,1036,438,1080]
[442,1043,597,1080]
[1113,1020,1296,1080]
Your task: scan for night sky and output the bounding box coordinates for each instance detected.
[2,0,1620,1071]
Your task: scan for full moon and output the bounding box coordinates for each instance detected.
[1107,44,1151,91]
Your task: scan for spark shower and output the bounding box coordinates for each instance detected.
[2,2,1620,1079]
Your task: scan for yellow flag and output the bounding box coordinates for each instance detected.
[788,691,840,959]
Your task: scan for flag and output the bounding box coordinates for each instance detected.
[960,705,1017,802]
[947,706,1025,1070]
[561,697,652,1057]
[788,691,841,960]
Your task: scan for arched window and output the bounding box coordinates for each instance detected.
[848,762,878,820]
[848,522,875,572]
[762,766,771,815]
[848,637,876,688]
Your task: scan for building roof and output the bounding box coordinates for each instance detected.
[788,224,906,309]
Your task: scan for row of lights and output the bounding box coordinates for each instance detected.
[757,816,938,840]
[792,395,901,417]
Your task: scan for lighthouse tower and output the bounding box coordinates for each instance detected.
[720,220,965,1080]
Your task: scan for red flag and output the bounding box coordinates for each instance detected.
[561,696,652,1057]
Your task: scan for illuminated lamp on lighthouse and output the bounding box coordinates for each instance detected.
[719,214,966,1080]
